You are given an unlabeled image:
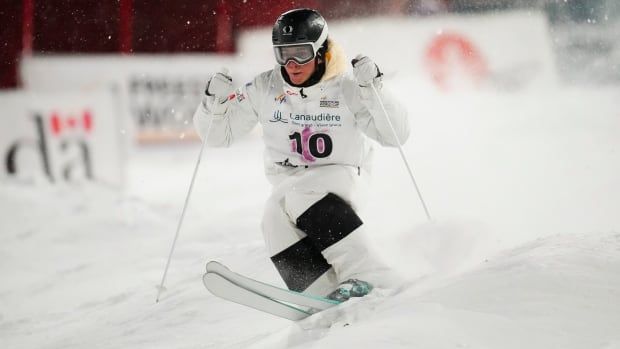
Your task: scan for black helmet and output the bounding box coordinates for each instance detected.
[272,8,329,65]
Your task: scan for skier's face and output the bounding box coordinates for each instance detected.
[284,59,316,85]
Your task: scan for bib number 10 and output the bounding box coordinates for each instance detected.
[289,131,333,160]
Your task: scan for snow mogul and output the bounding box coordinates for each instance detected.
[193,8,409,301]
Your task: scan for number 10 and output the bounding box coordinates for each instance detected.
[289,131,333,160]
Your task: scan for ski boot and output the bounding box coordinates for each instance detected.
[326,279,373,302]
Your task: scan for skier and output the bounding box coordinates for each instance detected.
[193,8,409,302]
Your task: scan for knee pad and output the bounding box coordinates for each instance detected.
[296,193,363,251]
[270,237,332,292]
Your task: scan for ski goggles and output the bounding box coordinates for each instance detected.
[273,43,318,66]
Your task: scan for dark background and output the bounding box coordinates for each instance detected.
[0,0,614,89]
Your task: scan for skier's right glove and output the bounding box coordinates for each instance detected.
[203,68,234,115]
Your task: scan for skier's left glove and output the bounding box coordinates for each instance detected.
[352,55,383,88]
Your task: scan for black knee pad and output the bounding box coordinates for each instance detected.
[270,238,331,292]
[296,192,363,251]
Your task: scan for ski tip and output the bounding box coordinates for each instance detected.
[205,260,228,273]
[205,260,219,272]
[202,272,213,288]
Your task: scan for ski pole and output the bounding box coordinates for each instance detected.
[369,83,432,221]
[155,110,214,303]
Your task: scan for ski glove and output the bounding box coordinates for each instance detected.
[352,55,383,88]
[205,68,234,101]
[203,68,234,115]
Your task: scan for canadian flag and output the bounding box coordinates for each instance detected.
[50,110,93,136]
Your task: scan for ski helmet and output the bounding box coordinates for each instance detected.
[272,8,328,65]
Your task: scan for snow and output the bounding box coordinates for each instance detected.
[3,52,620,349]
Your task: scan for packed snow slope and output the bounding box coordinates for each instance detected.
[2,82,620,348]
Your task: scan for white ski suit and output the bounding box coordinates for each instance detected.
[193,39,410,296]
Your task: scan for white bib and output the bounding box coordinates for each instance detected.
[258,75,370,169]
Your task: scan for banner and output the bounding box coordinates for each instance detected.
[20,56,241,144]
[0,90,125,186]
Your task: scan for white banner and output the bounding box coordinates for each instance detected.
[0,90,125,186]
[21,56,242,144]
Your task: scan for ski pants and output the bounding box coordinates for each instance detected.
[262,164,392,296]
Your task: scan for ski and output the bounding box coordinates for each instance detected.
[202,261,341,320]
[205,261,340,311]
[203,272,312,321]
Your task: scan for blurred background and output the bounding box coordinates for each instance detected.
[1,0,619,89]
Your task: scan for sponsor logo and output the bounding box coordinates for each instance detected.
[4,110,95,182]
[275,158,299,168]
[289,112,341,122]
[282,26,293,35]
[268,110,342,126]
[129,76,202,136]
[275,93,287,104]
[235,89,246,102]
[269,110,288,123]
[320,100,340,108]
[285,90,298,96]
[425,33,488,91]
